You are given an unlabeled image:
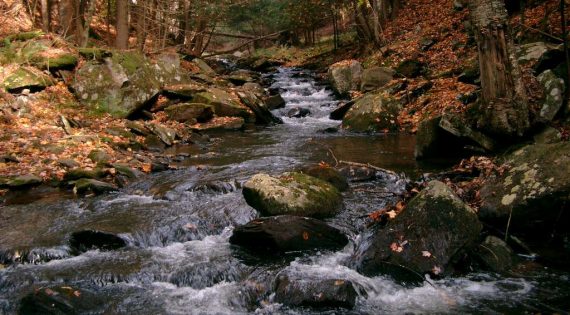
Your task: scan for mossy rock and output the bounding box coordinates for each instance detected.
[353,180,481,278]
[328,60,363,96]
[111,163,140,179]
[2,66,54,92]
[1,31,44,46]
[6,174,42,189]
[164,103,214,123]
[63,168,106,181]
[479,142,570,234]
[243,172,343,218]
[301,165,349,192]
[32,53,78,70]
[342,91,401,132]
[74,178,117,195]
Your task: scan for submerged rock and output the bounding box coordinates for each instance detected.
[229,215,348,252]
[328,60,363,96]
[69,230,127,254]
[19,286,103,315]
[352,181,481,278]
[342,91,400,132]
[242,172,343,218]
[479,142,570,234]
[274,271,359,309]
[287,107,311,118]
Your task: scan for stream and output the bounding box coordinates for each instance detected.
[0,67,569,314]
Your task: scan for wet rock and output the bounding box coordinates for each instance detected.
[63,168,105,181]
[229,215,348,252]
[2,65,54,93]
[328,60,363,96]
[111,163,141,179]
[5,174,42,189]
[237,91,283,125]
[479,142,570,234]
[146,123,177,146]
[193,87,255,122]
[274,272,359,309]
[69,230,127,254]
[144,134,166,151]
[337,166,377,182]
[74,178,117,195]
[395,59,426,78]
[191,180,240,194]
[287,107,311,118]
[301,165,349,191]
[473,236,515,273]
[329,100,356,120]
[536,70,565,122]
[165,103,214,123]
[360,67,394,92]
[242,172,343,218]
[264,94,286,110]
[192,58,217,76]
[342,91,401,132]
[353,181,481,278]
[19,286,102,315]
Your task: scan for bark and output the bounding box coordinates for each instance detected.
[41,0,50,32]
[116,0,129,49]
[470,0,530,138]
[78,0,96,47]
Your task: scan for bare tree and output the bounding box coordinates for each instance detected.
[116,0,129,49]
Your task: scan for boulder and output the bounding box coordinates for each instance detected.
[536,70,565,122]
[341,91,401,132]
[533,126,562,144]
[264,94,286,110]
[165,103,214,123]
[69,230,127,254]
[328,60,363,96]
[287,107,311,118]
[329,100,356,120]
[189,116,245,132]
[352,181,481,277]
[5,174,42,189]
[241,82,265,96]
[242,172,343,218]
[237,91,283,125]
[395,59,426,78]
[1,35,77,71]
[229,215,348,252]
[360,67,394,92]
[146,123,177,146]
[274,271,359,309]
[71,51,188,118]
[74,179,117,195]
[301,165,349,192]
[227,70,259,85]
[479,142,570,233]
[63,168,105,181]
[192,87,255,122]
[2,65,54,93]
[251,58,282,72]
[516,42,559,65]
[473,236,515,273]
[87,149,111,164]
[162,82,208,99]
[192,58,217,76]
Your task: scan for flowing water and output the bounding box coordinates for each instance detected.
[0,68,569,314]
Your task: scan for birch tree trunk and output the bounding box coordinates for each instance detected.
[470,0,530,137]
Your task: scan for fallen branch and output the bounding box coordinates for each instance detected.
[338,160,399,177]
[516,23,564,42]
[203,30,288,58]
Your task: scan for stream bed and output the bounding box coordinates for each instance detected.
[0,68,569,314]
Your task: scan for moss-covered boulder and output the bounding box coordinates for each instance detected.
[165,103,214,123]
[479,142,570,234]
[5,174,42,189]
[74,178,117,195]
[237,91,282,125]
[0,35,77,70]
[1,65,54,92]
[352,181,481,278]
[243,172,343,218]
[328,60,363,96]
[192,87,255,122]
[342,91,401,132]
[301,165,349,192]
[71,51,188,118]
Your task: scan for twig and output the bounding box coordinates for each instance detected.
[338,160,398,176]
[504,208,513,242]
[516,23,564,42]
[328,148,339,167]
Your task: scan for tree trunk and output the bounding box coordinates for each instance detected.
[116,0,129,49]
[41,0,50,32]
[470,0,529,138]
